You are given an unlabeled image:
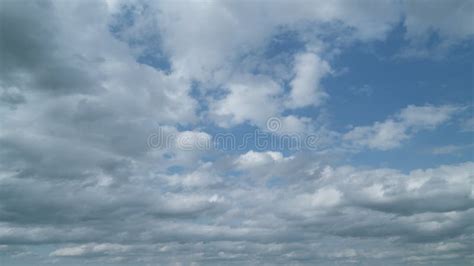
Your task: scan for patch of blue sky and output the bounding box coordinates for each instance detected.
[109,3,172,72]
[327,25,473,170]
[345,127,473,172]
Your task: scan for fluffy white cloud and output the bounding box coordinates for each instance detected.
[286,52,331,108]
[398,105,461,129]
[277,115,315,134]
[319,162,474,214]
[344,119,409,150]
[235,150,288,169]
[98,0,473,134]
[142,0,402,83]
[311,187,343,207]
[343,105,461,150]
[207,74,322,134]
[163,162,222,188]
[175,131,212,151]
[209,75,283,128]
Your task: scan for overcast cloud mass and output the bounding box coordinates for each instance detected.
[0,0,473,265]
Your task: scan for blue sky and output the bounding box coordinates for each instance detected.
[0,0,473,265]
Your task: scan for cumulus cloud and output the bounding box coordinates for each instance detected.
[209,75,283,128]
[162,162,223,188]
[343,105,462,150]
[285,52,331,108]
[235,150,290,169]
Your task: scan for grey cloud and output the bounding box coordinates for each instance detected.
[356,189,473,215]
[2,153,472,264]
[0,87,26,107]
[0,1,102,95]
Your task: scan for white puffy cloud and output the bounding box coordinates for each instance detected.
[175,131,212,151]
[286,52,331,108]
[163,162,222,188]
[344,119,409,150]
[343,105,461,150]
[287,186,343,213]
[311,187,343,208]
[235,150,288,170]
[209,75,283,128]
[276,115,315,135]
[98,0,474,134]
[398,105,461,129]
[142,0,402,83]
[207,74,323,134]
[319,162,474,215]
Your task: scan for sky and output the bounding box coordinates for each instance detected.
[0,0,473,265]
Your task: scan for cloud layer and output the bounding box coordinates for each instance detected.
[0,0,473,265]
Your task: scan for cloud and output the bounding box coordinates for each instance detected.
[50,243,131,257]
[460,116,474,132]
[431,144,472,155]
[285,52,331,108]
[207,73,323,134]
[142,0,402,83]
[0,86,26,108]
[286,186,343,214]
[398,105,461,129]
[343,105,461,150]
[343,119,410,150]
[175,131,212,151]
[401,0,474,56]
[104,0,473,133]
[320,162,474,215]
[163,162,222,188]
[209,75,283,128]
[1,156,473,263]
[0,1,101,95]
[0,1,473,265]
[235,150,289,169]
